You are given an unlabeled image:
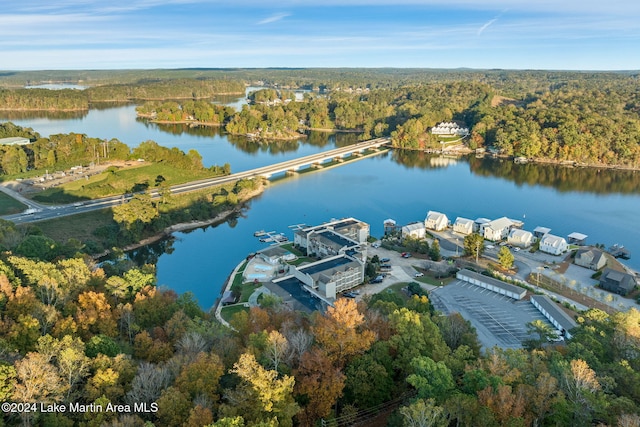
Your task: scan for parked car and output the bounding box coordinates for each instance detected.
[402,253,412,258]
[414,272,424,277]
[371,275,384,283]
[380,258,390,263]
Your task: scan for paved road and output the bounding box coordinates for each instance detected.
[1,139,391,225]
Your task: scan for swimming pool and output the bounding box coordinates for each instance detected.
[253,264,274,272]
[246,273,267,279]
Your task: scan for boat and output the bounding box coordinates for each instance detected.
[254,230,266,237]
[607,244,631,260]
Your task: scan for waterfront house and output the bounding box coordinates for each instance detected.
[474,218,492,235]
[453,217,474,235]
[259,246,296,265]
[425,211,449,231]
[401,222,426,240]
[430,122,470,136]
[574,248,607,270]
[539,234,568,255]
[533,226,551,240]
[599,268,637,296]
[507,229,535,248]
[483,217,515,242]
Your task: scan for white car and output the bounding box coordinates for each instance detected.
[486,245,495,249]
[513,247,520,252]
[414,272,424,277]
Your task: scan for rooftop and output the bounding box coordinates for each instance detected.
[530,295,578,332]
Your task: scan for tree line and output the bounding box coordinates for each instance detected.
[0,79,245,111]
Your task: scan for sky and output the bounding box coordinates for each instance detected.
[2,0,640,71]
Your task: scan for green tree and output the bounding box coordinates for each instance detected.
[497,246,514,269]
[463,233,485,262]
[430,239,441,261]
[407,356,455,402]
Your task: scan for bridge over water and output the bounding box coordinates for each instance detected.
[2,138,392,223]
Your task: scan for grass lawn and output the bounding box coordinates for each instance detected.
[231,279,261,303]
[415,274,453,287]
[377,282,412,302]
[220,304,249,323]
[32,163,220,203]
[29,208,116,244]
[287,257,316,266]
[280,243,304,257]
[0,192,26,215]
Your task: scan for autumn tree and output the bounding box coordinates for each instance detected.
[227,352,298,427]
[295,347,346,425]
[312,298,376,368]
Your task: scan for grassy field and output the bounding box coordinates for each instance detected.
[33,208,116,244]
[220,304,249,323]
[32,163,219,203]
[0,192,26,215]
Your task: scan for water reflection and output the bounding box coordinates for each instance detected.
[467,156,640,195]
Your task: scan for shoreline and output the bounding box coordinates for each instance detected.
[92,184,265,259]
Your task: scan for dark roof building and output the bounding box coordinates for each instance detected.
[599,268,637,296]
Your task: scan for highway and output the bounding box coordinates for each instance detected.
[1,138,390,224]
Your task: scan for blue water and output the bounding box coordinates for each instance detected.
[2,103,639,309]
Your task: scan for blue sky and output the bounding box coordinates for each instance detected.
[2,0,640,70]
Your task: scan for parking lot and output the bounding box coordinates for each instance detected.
[430,280,554,349]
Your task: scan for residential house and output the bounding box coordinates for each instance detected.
[401,222,426,240]
[425,211,449,231]
[574,248,607,270]
[599,268,637,296]
[474,218,492,235]
[258,246,296,265]
[453,217,474,235]
[533,226,551,240]
[539,234,568,255]
[507,229,534,248]
[430,122,470,136]
[483,217,515,242]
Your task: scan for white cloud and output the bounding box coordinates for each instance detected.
[257,12,291,25]
[477,18,497,36]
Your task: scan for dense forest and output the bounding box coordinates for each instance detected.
[0,79,244,110]
[3,70,640,166]
[1,232,640,426]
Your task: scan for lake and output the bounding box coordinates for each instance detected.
[2,102,639,309]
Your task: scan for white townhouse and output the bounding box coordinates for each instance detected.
[507,229,535,248]
[453,217,474,235]
[483,217,515,242]
[425,211,449,232]
[539,234,568,255]
[401,222,426,240]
